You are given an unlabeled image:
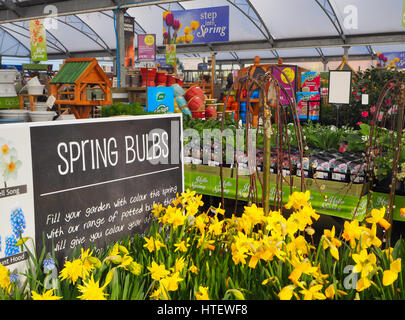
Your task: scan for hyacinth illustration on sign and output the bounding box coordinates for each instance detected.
[163,6,229,44]
[29,19,47,61]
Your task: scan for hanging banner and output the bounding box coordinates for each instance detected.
[403,0,405,27]
[163,6,229,44]
[124,16,135,67]
[138,34,156,62]
[166,44,176,66]
[382,52,405,69]
[272,65,297,105]
[30,19,47,61]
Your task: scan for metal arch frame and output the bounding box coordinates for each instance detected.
[56,15,114,54]
[225,0,280,59]
[0,24,65,55]
[315,0,346,42]
[0,26,30,56]
[9,21,71,55]
[99,10,147,34]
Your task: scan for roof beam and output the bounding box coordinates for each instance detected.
[315,0,346,42]
[166,33,405,54]
[0,0,189,23]
[216,54,373,65]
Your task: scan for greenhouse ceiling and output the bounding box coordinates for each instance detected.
[1,0,405,65]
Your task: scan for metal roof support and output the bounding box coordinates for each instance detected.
[100,10,147,34]
[8,21,70,56]
[0,25,31,56]
[315,47,328,64]
[1,0,22,18]
[0,0,190,23]
[315,0,346,43]
[226,0,280,57]
[56,15,113,55]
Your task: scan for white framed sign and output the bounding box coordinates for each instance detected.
[328,70,352,105]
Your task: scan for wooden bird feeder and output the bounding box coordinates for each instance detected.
[50,58,112,119]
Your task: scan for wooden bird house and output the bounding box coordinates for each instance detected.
[50,57,112,119]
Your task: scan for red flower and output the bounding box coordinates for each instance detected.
[361,111,369,118]
[370,106,376,113]
[356,122,363,125]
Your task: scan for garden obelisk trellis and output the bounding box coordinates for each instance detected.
[357,77,405,246]
[219,62,308,214]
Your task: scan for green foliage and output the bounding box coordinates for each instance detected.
[101,102,151,117]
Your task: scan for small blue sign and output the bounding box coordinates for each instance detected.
[147,87,174,113]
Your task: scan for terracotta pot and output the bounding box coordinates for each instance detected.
[166,74,176,86]
[156,71,167,86]
[188,96,205,112]
[185,85,205,101]
[192,111,205,119]
[175,78,183,87]
[205,106,217,119]
[140,67,157,87]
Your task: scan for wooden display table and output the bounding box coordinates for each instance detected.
[18,94,47,111]
[126,87,147,105]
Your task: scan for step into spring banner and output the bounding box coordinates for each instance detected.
[184,165,405,223]
[163,6,229,44]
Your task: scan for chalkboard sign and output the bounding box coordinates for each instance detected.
[30,114,183,263]
[0,114,183,269]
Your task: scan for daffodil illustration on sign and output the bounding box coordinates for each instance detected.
[0,138,22,186]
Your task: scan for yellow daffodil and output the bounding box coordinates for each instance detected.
[152,203,164,217]
[189,264,199,274]
[208,215,225,236]
[322,226,341,260]
[174,239,190,253]
[352,249,377,278]
[31,289,62,300]
[285,190,310,210]
[356,277,371,292]
[298,283,326,300]
[383,258,402,286]
[172,256,186,273]
[278,285,295,300]
[288,257,317,283]
[0,264,10,293]
[143,236,166,253]
[360,223,382,249]
[161,272,183,291]
[59,259,83,284]
[366,207,391,230]
[342,219,362,249]
[77,275,110,300]
[147,261,170,281]
[400,208,405,217]
[196,286,210,300]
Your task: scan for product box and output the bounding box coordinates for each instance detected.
[147,87,174,113]
[301,71,320,92]
[296,91,320,120]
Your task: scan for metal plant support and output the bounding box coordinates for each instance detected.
[355,78,405,246]
[219,65,308,215]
